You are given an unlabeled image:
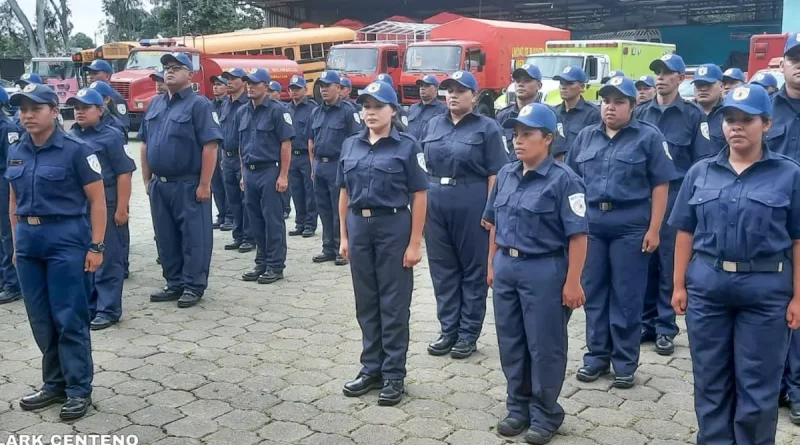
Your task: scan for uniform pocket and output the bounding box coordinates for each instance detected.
[373,158,404,201]
[688,188,721,233]
[35,166,67,181]
[745,190,790,235]
[614,149,648,189]
[518,194,556,235]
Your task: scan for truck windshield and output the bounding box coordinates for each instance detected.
[404,46,462,73]
[126,51,170,70]
[524,55,585,79]
[32,60,75,80]
[327,48,379,74]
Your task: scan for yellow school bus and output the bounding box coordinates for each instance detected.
[94,41,140,73]
[71,49,96,87]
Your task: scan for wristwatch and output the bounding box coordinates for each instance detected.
[90,243,106,253]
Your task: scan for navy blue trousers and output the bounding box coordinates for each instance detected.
[244,165,287,272]
[211,149,229,223]
[221,153,253,244]
[89,186,127,322]
[313,159,340,256]
[642,185,679,337]
[0,176,19,293]
[289,151,317,231]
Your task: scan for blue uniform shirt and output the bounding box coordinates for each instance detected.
[212,96,228,115]
[496,103,568,159]
[70,123,136,187]
[236,99,295,165]
[407,100,447,140]
[634,96,714,180]
[336,127,429,209]
[421,111,508,179]
[5,129,102,216]
[109,88,130,129]
[484,157,588,255]
[101,110,127,142]
[669,146,800,261]
[220,92,249,151]
[566,119,679,204]
[137,87,223,177]
[766,88,800,160]
[289,97,317,152]
[309,100,363,158]
[0,115,21,173]
[704,101,725,154]
[552,98,601,155]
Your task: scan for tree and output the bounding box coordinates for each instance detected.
[6,0,43,56]
[5,0,70,56]
[69,32,94,49]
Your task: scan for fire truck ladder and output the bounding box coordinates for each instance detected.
[356,21,438,44]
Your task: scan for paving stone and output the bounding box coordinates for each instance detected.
[401,400,454,419]
[351,424,406,445]
[129,406,185,427]
[588,426,649,445]
[269,401,321,423]
[632,419,692,441]
[300,433,357,445]
[160,373,208,391]
[356,405,409,425]
[578,406,636,427]
[306,412,363,434]
[570,390,625,409]
[179,399,233,418]
[94,394,149,415]
[257,421,313,442]
[400,417,454,439]
[114,425,166,444]
[145,389,196,408]
[163,416,219,438]
[444,430,504,445]
[203,428,260,445]
[73,413,131,434]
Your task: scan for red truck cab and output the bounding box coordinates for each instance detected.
[748,33,788,77]
[326,42,403,99]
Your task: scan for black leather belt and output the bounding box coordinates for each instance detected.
[429,176,486,186]
[245,162,279,171]
[315,156,337,163]
[696,252,787,273]
[18,215,84,225]
[351,207,406,217]
[154,175,199,183]
[501,247,565,260]
[592,200,646,212]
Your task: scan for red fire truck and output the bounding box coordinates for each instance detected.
[748,33,788,77]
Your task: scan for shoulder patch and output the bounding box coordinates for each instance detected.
[283,112,293,125]
[501,135,509,153]
[416,152,428,172]
[212,111,220,125]
[401,115,409,127]
[662,141,673,161]
[557,122,564,137]
[700,122,710,140]
[7,132,19,145]
[123,144,134,160]
[568,193,586,218]
[353,112,361,124]
[116,104,127,115]
[86,154,102,174]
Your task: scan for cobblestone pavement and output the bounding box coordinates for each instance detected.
[1,140,799,445]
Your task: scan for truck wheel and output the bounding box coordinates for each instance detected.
[313,81,322,103]
[476,100,494,118]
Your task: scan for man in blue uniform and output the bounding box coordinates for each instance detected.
[85,60,129,130]
[287,75,318,238]
[0,88,21,304]
[210,75,231,230]
[635,75,656,105]
[751,72,779,96]
[692,64,725,153]
[150,71,167,95]
[309,70,362,265]
[268,81,284,103]
[138,52,222,308]
[268,80,292,218]
[722,68,746,96]
[339,77,354,102]
[552,65,601,156]
[16,73,42,88]
[407,75,447,140]
[88,81,127,138]
[237,69,295,284]
[636,53,713,356]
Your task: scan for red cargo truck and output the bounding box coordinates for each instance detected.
[748,33,788,77]
[398,18,570,116]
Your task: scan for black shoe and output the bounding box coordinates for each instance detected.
[288,228,304,236]
[242,268,266,282]
[258,270,284,284]
[225,240,242,250]
[238,242,255,253]
[655,335,675,356]
[150,286,182,302]
[220,222,234,231]
[342,374,382,397]
[313,252,335,263]
[497,417,529,436]
[781,390,792,408]
[640,330,657,343]
[524,425,555,445]
[378,379,404,406]
[0,290,22,304]
[302,229,315,238]
[427,335,457,356]
[613,374,635,389]
[212,220,222,229]
[450,340,477,359]
[334,255,348,266]
[124,271,130,279]
[576,365,610,382]
[19,390,66,410]
[60,396,91,420]
[177,291,201,308]
[791,403,800,425]
[90,316,116,331]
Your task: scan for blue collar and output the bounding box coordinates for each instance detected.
[358,126,402,143]
[714,144,779,168]
[514,155,554,177]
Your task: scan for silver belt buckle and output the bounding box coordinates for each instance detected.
[509,248,520,258]
[440,177,455,185]
[721,261,737,272]
[159,176,167,182]
[27,217,41,225]
[361,209,372,217]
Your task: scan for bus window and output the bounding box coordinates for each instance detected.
[284,48,295,60]
[300,45,312,61]
[312,43,324,59]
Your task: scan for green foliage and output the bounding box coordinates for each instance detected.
[69,31,94,49]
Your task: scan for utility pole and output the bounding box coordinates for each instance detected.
[177,0,183,36]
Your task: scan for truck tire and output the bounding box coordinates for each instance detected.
[313,81,322,103]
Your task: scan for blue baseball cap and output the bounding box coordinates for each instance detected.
[599,76,637,99]
[268,81,282,92]
[242,68,271,84]
[501,103,557,135]
[9,83,59,107]
[210,75,228,85]
[720,84,772,117]
[18,73,43,86]
[415,74,440,87]
[66,88,105,107]
[785,32,800,56]
[692,64,723,84]
[375,73,394,87]
[513,64,542,81]
[649,54,686,74]
[222,68,246,79]
[750,72,779,89]
[722,68,746,83]
[86,59,113,74]
[149,71,165,82]
[441,70,478,91]
[0,87,7,106]
[635,75,655,88]
[356,81,398,107]
[160,53,193,71]
[607,70,626,78]
[339,77,352,89]
[289,74,306,88]
[317,70,341,86]
[89,80,115,98]
[554,65,588,83]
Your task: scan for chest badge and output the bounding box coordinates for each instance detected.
[568,193,586,218]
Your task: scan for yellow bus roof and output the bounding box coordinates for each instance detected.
[177,27,356,54]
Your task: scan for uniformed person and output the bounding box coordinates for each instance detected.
[268,81,292,218]
[237,69,294,284]
[636,54,713,355]
[635,75,656,105]
[670,83,800,444]
[14,74,43,129]
[210,75,231,230]
[68,88,135,330]
[422,70,507,359]
[374,73,407,128]
[84,60,129,130]
[567,76,677,388]
[287,75,318,238]
[0,88,21,304]
[88,81,128,139]
[8,84,106,420]
[486,103,588,444]
[150,71,167,95]
[722,68,746,96]
[407,74,447,140]
[138,52,222,308]
[601,70,626,85]
[552,65,601,155]
[268,81,284,103]
[692,64,726,153]
[219,68,255,253]
[339,77,354,103]
[751,72,780,96]
[338,81,428,406]
[309,70,362,265]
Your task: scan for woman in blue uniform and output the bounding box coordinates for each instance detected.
[88,81,128,138]
[7,84,106,420]
[422,70,508,359]
[486,103,588,444]
[68,88,136,330]
[670,84,800,445]
[337,81,428,406]
[0,87,22,305]
[565,76,677,388]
